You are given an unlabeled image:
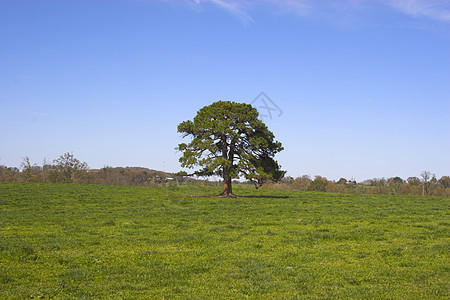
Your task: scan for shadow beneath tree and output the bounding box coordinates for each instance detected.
[235,195,291,199]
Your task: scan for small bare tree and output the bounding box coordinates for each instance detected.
[20,157,33,182]
[51,152,89,183]
[420,171,431,196]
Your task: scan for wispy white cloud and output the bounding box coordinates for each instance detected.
[385,0,450,23]
[187,0,311,23]
[186,0,450,25]
[191,0,254,24]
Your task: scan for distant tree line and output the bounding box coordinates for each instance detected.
[0,153,198,187]
[264,172,450,197]
[1,153,448,196]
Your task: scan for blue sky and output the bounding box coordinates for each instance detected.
[1,0,449,181]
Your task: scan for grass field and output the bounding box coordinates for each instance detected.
[0,183,448,299]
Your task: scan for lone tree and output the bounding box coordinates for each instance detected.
[177,101,285,197]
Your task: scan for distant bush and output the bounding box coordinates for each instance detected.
[308,176,328,192]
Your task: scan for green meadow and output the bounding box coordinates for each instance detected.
[0,183,448,299]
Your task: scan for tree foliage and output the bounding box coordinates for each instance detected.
[177,101,285,196]
[50,152,89,183]
[407,177,421,186]
[438,176,450,189]
[308,175,328,192]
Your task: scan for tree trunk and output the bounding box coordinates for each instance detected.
[218,136,236,197]
[220,173,236,197]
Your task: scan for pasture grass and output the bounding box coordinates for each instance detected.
[0,183,448,299]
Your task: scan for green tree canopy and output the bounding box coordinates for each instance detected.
[438,176,450,189]
[177,101,285,197]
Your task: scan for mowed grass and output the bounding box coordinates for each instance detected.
[0,183,448,299]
